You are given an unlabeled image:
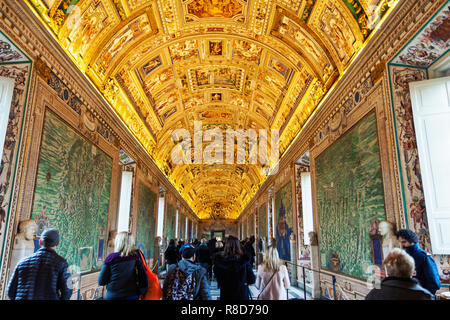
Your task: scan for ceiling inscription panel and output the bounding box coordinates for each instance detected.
[26,0,399,219]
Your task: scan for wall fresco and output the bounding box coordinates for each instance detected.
[392,4,449,67]
[258,203,267,240]
[315,112,385,280]
[275,181,294,261]
[0,62,31,268]
[31,110,112,274]
[389,65,450,284]
[166,203,176,240]
[136,182,157,259]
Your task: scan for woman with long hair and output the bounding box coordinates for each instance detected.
[213,235,256,300]
[98,232,148,300]
[256,245,290,300]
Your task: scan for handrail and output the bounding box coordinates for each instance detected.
[281,259,338,300]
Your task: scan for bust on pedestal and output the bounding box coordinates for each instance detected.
[378,221,400,259]
[9,220,37,274]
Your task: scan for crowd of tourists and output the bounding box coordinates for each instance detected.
[6,228,441,300]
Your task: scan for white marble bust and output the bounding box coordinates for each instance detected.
[378,221,400,260]
[10,220,37,270]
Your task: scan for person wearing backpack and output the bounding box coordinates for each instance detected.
[162,244,211,300]
[255,245,290,300]
[98,232,148,300]
[213,236,256,300]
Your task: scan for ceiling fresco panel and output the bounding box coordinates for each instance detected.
[24,0,400,219]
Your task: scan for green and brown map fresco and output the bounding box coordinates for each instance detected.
[258,203,267,240]
[315,112,386,280]
[136,182,157,259]
[166,203,176,240]
[31,110,112,273]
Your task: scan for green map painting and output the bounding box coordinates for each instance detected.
[275,181,294,261]
[136,182,157,259]
[248,213,255,237]
[258,204,267,240]
[31,110,112,273]
[166,203,176,240]
[315,112,386,280]
[188,219,192,240]
[179,214,185,240]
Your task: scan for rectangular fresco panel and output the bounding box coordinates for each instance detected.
[179,214,186,240]
[258,204,267,240]
[188,219,192,240]
[136,182,157,259]
[315,112,386,280]
[31,110,112,273]
[248,214,255,237]
[166,203,176,240]
[275,181,294,261]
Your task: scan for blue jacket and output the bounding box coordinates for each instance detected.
[405,243,441,295]
[98,252,141,299]
[7,247,73,300]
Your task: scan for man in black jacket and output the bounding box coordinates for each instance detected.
[7,228,73,300]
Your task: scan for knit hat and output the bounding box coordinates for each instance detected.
[40,228,60,247]
[181,244,196,259]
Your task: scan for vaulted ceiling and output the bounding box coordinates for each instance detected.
[26,0,398,219]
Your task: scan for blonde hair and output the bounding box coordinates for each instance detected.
[384,248,415,278]
[201,238,208,244]
[114,232,137,257]
[262,246,282,273]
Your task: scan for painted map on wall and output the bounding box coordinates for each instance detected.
[188,219,192,240]
[136,182,157,259]
[179,214,185,240]
[166,203,176,240]
[31,110,112,273]
[258,203,267,240]
[248,213,255,237]
[315,112,386,280]
[275,181,294,261]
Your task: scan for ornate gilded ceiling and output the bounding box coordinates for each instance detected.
[26,0,398,219]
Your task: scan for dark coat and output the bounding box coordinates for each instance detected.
[365,277,433,300]
[213,253,256,300]
[196,244,211,264]
[405,243,441,294]
[98,252,144,300]
[164,245,179,265]
[7,247,73,300]
[163,259,211,300]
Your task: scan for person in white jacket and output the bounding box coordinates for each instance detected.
[256,245,290,300]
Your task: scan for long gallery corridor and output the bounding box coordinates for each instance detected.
[0,0,449,306]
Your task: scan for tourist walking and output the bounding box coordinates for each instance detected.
[164,239,179,272]
[365,248,433,300]
[7,228,73,300]
[98,232,148,300]
[213,236,256,300]
[396,229,440,295]
[255,245,290,300]
[163,244,211,300]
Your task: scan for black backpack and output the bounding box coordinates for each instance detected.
[164,266,197,300]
